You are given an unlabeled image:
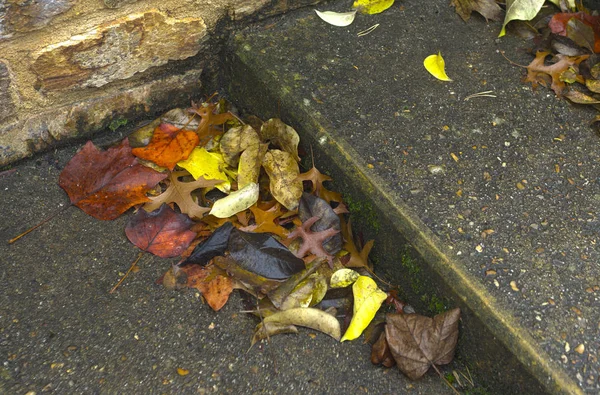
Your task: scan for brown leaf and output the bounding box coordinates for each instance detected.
[260,118,301,162]
[242,202,289,238]
[131,123,199,170]
[125,204,196,258]
[340,217,374,269]
[262,149,303,210]
[59,139,167,220]
[524,51,588,96]
[385,308,461,380]
[144,171,222,220]
[450,0,502,22]
[371,331,396,368]
[297,166,342,203]
[169,264,234,311]
[188,99,235,146]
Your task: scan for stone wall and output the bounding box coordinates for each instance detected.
[0,0,322,166]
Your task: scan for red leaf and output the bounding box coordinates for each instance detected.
[164,264,234,311]
[59,139,167,220]
[125,204,196,258]
[549,12,600,52]
[131,124,199,170]
[287,216,340,268]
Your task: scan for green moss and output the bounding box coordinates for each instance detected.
[109,118,128,132]
[444,372,456,385]
[344,195,380,232]
[423,294,448,315]
[400,251,423,294]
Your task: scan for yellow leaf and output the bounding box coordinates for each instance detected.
[330,268,360,288]
[353,0,394,14]
[177,147,231,193]
[262,149,303,210]
[341,276,387,341]
[177,368,189,376]
[424,52,452,82]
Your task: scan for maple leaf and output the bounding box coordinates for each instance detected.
[125,204,196,258]
[384,308,461,380]
[131,123,199,170]
[340,217,374,268]
[524,51,589,96]
[59,139,167,220]
[241,203,289,238]
[297,166,343,203]
[287,216,340,268]
[143,171,222,219]
[450,0,502,22]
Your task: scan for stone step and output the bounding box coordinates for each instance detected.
[224,1,600,394]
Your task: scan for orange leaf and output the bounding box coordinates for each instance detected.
[131,124,199,170]
[524,51,588,96]
[183,264,234,311]
[297,166,342,203]
[241,202,289,238]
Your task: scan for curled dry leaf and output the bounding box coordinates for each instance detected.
[279,273,328,310]
[385,308,461,380]
[268,257,326,309]
[314,9,357,27]
[220,125,261,167]
[262,149,303,210]
[251,322,299,347]
[260,119,300,162]
[209,182,259,218]
[257,307,341,341]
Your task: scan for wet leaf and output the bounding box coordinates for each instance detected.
[258,307,341,341]
[242,203,289,238]
[131,123,199,170]
[209,182,259,218]
[314,9,357,27]
[262,149,303,210]
[423,52,452,82]
[341,276,387,341]
[385,308,461,380]
[353,0,394,15]
[563,89,600,104]
[287,216,340,267]
[499,0,545,37]
[168,264,234,311]
[450,0,502,22]
[125,204,196,258]
[213,256,283,296]
[59,139,167,220]
[177,147,231,193]
[268,257,326,309]
[280,273,328,310]
[144,171,222,220]
[228,228,306,280]
[340,217,374,268]
[239,143,268,189]
[260,119,301,162]
[298,193,342,255]
[330,268,360,288]
[180,222,234,266]
[566,18,595,53]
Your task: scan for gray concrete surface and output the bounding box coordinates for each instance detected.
[223,1,600,394]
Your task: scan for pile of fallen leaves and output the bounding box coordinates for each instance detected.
[454,0,600,121]
[38,96,461,382]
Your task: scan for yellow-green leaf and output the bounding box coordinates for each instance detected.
[261,307,341,341]
[499,0,545,37]
[177,147,231,193]
[424,52,452,82]
[353,0,394,14]
[341,276,387,342]
[330,268,360,288]
[209,182,259,218]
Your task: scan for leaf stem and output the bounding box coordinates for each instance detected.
[109,251,145,293]
[8,204,72,244]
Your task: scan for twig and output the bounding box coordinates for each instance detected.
[431,363,461,395]
[109,251,144,293]
[499,50,528,68]
[357,24,380,37]
[9,204,71,244]
[464,91,497,101]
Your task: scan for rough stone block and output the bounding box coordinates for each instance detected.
[0,0,73,40]
[0,60,17,122]
[31,10,207,90]
[0,68,204,166]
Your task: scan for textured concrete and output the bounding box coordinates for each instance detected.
[224,1,600,393]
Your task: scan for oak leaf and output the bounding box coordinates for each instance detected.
[143,171,222,219]
[242,202,289,238]
[340,217,374,268]
[188,100,235,146]
[385,308,461,380]
[297,166,343,203]
[524,51,588,96]
[131,123,199,170]
[125,204,196,258]
[287,216,340,267]
[59,139,167,220]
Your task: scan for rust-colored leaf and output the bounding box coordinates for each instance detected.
[144,171,222,220]
[371,331,396,367]
[297,166,343,203]
[125,204,196,258]
[58,139,167,220]
[166,264,234,311]
[524,51,588,96]
[242,202,289,238]
[188,100,235,146]
[340,217,374,269]
[131,123,199,170]
[385,308,461,380]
